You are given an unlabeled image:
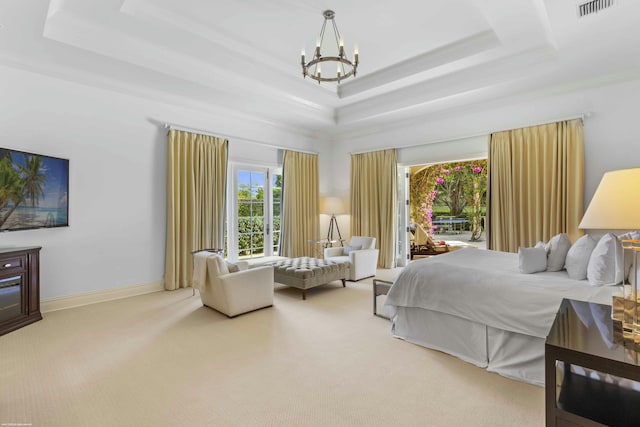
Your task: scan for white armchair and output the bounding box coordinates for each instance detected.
[195,254,274,317]
[324,236,379,281]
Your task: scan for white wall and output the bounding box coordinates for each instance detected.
[328,78,640,215]
[3,62,638,300]
[0,65,319,300]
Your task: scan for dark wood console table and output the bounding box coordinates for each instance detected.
[0,246,42,336]
[545,298,640,426]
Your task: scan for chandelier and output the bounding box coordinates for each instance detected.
[301,10,359,84]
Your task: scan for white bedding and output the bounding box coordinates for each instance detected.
[385,248,617,339]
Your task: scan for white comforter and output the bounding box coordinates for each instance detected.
[384,248,617,338]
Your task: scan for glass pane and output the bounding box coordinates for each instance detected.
[251,202,264,218]
[251,172,264,201]
[238,202,251,218]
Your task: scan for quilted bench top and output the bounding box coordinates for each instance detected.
[272,257,345,279]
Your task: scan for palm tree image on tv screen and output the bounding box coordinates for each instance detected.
[0,148,69,231]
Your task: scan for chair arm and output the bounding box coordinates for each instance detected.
[349,249,380,280]
[349,249,379,263]
[217,266,274,316]
[219,265,273,287]
[324,247,344,258]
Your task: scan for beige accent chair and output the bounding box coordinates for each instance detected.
[196,253,274,317]
[324,236,379,281]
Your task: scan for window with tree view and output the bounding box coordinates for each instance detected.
[235,168,281,259]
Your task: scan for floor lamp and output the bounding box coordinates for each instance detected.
[322,197,345,245]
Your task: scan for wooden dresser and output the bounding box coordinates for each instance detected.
[0,246,42,336]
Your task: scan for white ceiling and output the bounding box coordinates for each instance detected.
[2,0,639,140]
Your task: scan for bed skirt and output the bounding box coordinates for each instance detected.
[392,306,545,386]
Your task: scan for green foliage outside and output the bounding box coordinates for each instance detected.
[236,173,282,257]
[410,160,487,241]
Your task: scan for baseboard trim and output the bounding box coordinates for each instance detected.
[41,281,165,313]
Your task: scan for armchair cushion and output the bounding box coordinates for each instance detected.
[343,244,362,255]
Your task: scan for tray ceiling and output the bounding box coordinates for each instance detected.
[1,0,639,139]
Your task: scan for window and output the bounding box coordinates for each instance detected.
[227,164,282,260]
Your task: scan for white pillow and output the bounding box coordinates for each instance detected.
[565,235,597,280]
[225,261,240,273]
[343,244,362,255]
[518,246,548,274]
[618,231,640,241]
[547,233,571,272]
[535,241,549,253]
[587,233,623,286]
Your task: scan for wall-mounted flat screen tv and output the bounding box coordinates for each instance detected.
[0,148,69,231]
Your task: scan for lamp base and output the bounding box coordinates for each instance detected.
[326,215,343,246]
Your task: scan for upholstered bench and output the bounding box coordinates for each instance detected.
[271,257,347,300]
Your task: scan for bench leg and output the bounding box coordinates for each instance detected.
[341,278,346,287]
[302,289,306,300]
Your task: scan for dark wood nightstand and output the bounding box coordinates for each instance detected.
[545,298,640,426]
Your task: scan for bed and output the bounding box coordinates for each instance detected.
[384,247,618,386]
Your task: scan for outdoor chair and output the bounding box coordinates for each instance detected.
[410,224,450,259]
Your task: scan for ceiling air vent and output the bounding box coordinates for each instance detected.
[578,0,615,17]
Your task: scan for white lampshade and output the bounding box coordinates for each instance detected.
[579,168,640,230]
[321,197,346,215]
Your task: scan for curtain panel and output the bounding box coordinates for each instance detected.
[351,149,398,268]
[280,150,319,258]
[487,119,584,252]
[165,130,228,290]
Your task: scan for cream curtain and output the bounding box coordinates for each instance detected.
[487,119,584,252]
[165,130,228,290]
[280,150,319,258]
[351,149,398,268]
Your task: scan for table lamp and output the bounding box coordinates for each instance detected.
[321,197,345,244]
[579,168,640,342]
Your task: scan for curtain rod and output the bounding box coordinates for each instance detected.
[349,113,590,155]
[163,122,318,155]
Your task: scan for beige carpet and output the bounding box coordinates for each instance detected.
[0,270,544,426]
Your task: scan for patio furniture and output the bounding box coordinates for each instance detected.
[410,224,450,259]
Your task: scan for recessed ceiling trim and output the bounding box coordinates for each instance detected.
[337,30,500,99]
[336,46,557,124]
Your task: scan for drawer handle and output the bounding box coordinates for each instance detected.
[3,263,11,268]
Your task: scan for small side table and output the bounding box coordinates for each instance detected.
[373,279,393,318]
[308,239,337,258]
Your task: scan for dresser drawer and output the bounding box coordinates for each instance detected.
[0,256,25,273]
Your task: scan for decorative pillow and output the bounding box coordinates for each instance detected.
[565,235,597,280]
[518,246,548,274]
[343,244,362,255]
[535,241,549,253]
[225,261,240,273]
[546,233,571,272]
[618,231,640,241]
[587,233,623,286]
